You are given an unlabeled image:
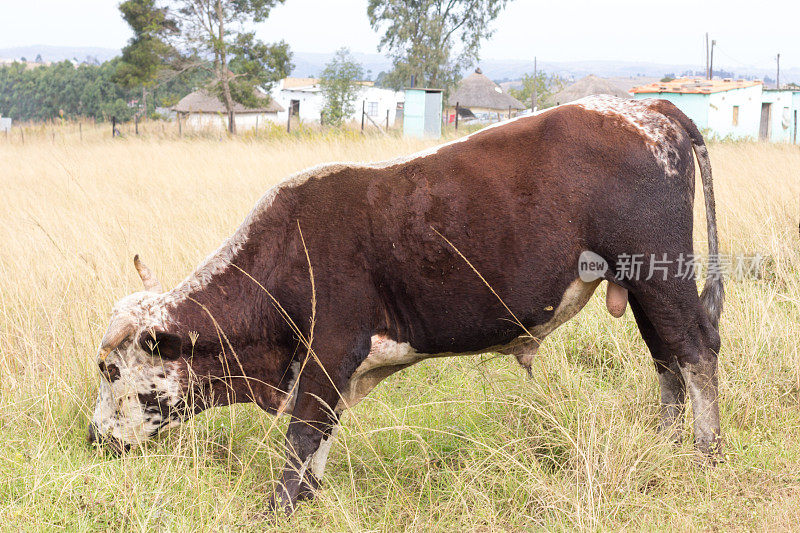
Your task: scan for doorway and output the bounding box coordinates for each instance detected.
[759,103,771,140]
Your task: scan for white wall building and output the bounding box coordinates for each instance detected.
[173,89,283,132]
[632,78,800,143]
[172,80,404,132]
[270,78,403,127]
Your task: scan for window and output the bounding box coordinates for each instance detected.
[290,100,300,116]
[732,105,739,126]
[367,101,379,117]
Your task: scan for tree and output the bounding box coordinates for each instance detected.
[319,48,364,127]
[165,0,293,133]
[0,59,137,122]
[115,0,177,119]
[507,71,566,110]
[367,0,509,94]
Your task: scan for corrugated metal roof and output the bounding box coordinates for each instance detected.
[631,78,762,95]
[282,78,376,93]
[282,77,319,89]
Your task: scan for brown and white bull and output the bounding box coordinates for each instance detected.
[88,95,724,514]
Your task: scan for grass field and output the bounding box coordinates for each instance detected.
[0,126,798,531]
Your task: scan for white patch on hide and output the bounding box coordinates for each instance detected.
[91,291,186,445]
[573,95,683,177]
[91,337,185,445]
[310,425,339,479]
[336,335,422,410]
[276,360,302,416]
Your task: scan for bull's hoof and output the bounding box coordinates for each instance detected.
[253,497,289,524]
[296,474,321,502]
[256,484,297,520]
[696,438,725,466]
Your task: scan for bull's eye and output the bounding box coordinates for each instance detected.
[98,361,121,382]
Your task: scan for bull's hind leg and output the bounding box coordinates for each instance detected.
[629,281,722,458]
[629,295,686,443]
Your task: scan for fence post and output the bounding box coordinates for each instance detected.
[286,109,291,133]
[361,101,366,133]
[135,114,139,135]
[79,122,82,142]
[455,102,459,131]
[386,109,389,131]
[178,113,182,137]
[20,128,24,144]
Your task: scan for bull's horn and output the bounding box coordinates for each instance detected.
[133,255,163,293]
[98,317,135,359]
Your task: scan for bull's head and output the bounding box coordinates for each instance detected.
[88,256,191,452]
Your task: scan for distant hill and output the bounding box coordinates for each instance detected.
[290,51,393,79]
[2,45,796,86]
[0,45,119,63]
[291,53,799,86]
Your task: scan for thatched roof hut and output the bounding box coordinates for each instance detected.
[173,89,284,114]
[448,68,525,113]
[552,75,631,106]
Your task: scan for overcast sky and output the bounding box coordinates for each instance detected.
[1,0,797,69]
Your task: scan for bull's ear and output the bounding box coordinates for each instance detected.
[138,330,183,360]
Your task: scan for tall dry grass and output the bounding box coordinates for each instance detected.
[0,124,798,531]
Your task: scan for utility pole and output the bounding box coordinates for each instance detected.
[776,53,781,89]
[709,39,716,80]
[705,33,710,79]
[531,56,537,112]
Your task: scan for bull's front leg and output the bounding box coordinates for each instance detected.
[271,379,340,515]
[270,332,367,515]
[296,415,340,502]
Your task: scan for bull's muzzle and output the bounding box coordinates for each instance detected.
[87,422,130,454]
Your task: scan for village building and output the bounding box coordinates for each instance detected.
[631,78,800,143]
[404,87,443,139]
[446,68,525,122]
[269,77,403,126]
[172,89,283,131]
[552,75,631,106]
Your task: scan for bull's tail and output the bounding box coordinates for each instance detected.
[668,110,724,328]
[693,139,724,329]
